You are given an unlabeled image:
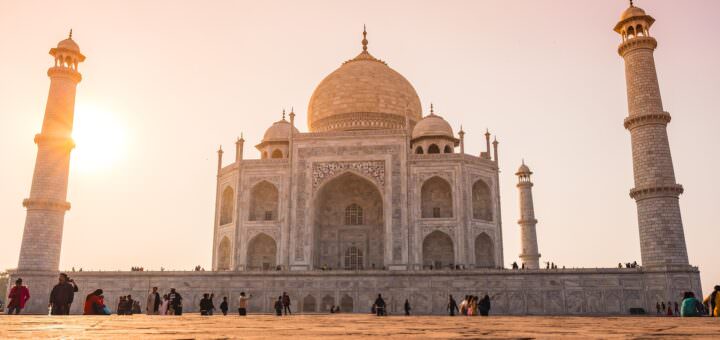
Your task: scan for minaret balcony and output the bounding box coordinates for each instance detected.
[629,184,683,201]
[623,111,671,130]
[617,36,657,56]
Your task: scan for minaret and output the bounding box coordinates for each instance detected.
[615,2,689,268]
[17,32,85,272]
[516,161,540,269]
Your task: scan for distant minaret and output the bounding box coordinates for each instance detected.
[615,2,689,267]
[516,161,540,269]
[17,31,85,271]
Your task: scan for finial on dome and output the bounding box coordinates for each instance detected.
[430,103,435,115]
[485,128,490,136]
[629,0,634,7]
[69,29,73,39]
[362,25,368,52]
[282,109,286,120]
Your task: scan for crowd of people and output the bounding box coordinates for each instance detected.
[5,274,720,318]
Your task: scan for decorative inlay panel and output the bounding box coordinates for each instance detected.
[312,161,385,190]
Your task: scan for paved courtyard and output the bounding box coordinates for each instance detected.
[0,314,718,339]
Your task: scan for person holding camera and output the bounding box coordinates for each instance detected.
[49,273,78,315]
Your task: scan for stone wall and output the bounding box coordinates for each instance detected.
[9,268,701,315]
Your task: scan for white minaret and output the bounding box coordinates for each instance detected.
[17,31,85,272]
[614,2,689,268]
[516,160,540,269]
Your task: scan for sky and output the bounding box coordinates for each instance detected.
[0,0,718,296]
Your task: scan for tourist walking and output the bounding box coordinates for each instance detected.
[117,296,127,315]
[83,289,108,315]
[666,301,673,316]
[274,296,283,316]
[656,301,661,315]
[237,292,251,316]
[282,292,292,315]
[6,278,30,315]
[200,293,213,316]
[49,273,78,315]
[126,295,136,315]
[374,294,386,316]
[447,295,459,316]
[159,294,170,315]
[479,294,491,316]
[146,287,161,315]
[680,292,704,317]
[404,299,411,316]
[168,288,183,315]
[703,285,720,317]
[220,297,229,315]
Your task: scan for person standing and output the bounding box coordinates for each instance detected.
[237,292,251,316]
[220,297,229,316]
[403,299,411,316]
[168,288,183,315]
[49,273,78,315]
[146,287,161,315]
[447,295,459,316]
[126,295,135,315]
[703,285,720,317]
[274,296,283,316]
[282,292,292,315]
[374,294,386,316]
[656,301,661,315]
[159,294,170,315]
[199,293,212,316]
[479,294,491,316]
[6,278,30,315]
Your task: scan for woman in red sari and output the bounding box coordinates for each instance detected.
[83,289,107,315]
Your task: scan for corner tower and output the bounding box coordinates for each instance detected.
[516,161,540,269]
[17,31,85,272]
[615,3,689,268]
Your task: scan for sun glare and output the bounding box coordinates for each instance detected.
[71,104,127,172]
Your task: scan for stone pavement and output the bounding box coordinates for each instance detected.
[0,314,718,339]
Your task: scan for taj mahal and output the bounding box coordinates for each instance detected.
[10,3,702,315]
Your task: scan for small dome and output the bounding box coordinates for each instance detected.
[262,119,299,142]
[620,6,646,21]
[57,38,80,53]
[516,162,532,175]
[411,113,454,140]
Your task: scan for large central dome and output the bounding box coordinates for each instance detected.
[307,29,422,132]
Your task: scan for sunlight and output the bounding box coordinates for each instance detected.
[71,104,127,172]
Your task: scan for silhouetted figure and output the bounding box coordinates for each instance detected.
[274,296,283,316]
[168,288,183,315]
[479,295,491,316]
[220,297,228,315]
[656,301,661,315]
[374,294,386,316]
[512,262,519,270]
[404,299,411,316]
[447,295,459,316]
[200,293,212,315]
[282,292,292,315]
[49,273,78,315]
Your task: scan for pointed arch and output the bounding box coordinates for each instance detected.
[303,295,317,313]
[246,233,277,270]
[472,179,493,221]
[421,176,453,218]
[475,232,495,268]
[220,186,235,225]
[443,145,453,153]
[415,146,424,154]
[427,144,440,154]
[249,181,278,221]
[422,230,454,269]
[217,236,232,270]
[340,294,354,312]
[321,295,335,312]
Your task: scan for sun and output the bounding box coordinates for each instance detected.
[71,104,127,172]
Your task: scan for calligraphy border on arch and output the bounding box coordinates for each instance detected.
[311,160,385,191]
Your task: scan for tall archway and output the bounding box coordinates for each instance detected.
[340,294,354,312]
[220,186,234,225]
[321,295,335,312]
[303,295,316,313]
[314,172,384,270]
[217,237,232,270]
[422,230,454,269]
[421,176,453,218]
[472,180,493,221]
[246,233,277,270]
[249,181,279,221]
[475,233,495,268]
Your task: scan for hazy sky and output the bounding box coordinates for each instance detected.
[1,1,718,295]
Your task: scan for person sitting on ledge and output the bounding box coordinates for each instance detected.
[681,292,704,317]
[83,289,108,315]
